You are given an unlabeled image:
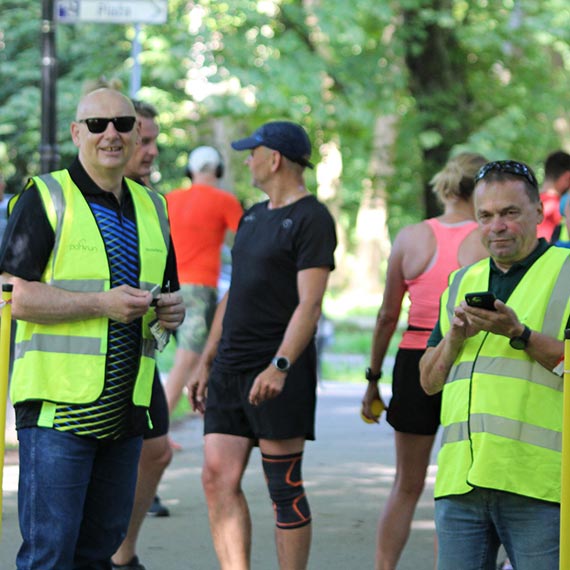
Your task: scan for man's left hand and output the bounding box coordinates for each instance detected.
[155,291,185,330]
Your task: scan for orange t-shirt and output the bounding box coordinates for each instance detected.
[166,184,243,287]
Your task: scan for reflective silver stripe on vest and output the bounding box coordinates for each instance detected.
[38,174,66,265]
[49,279,107,292]
[445,265,471,322]
[142,338,155,358]
[442,414,561,453]
[441,421,469,445]
[448,361,474,383]
[448,356,563,391]
[543,255,570,338]
[15,334,104,359]
[144,187,170,249]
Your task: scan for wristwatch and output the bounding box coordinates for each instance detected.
[509,325,531,350]
[365,367,382,382]
[272,356,291,373]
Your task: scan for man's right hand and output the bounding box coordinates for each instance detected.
[104,284,153,323]
[449,301,482,343]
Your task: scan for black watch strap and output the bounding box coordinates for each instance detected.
[365,367,382,382]
[509,325,531,350]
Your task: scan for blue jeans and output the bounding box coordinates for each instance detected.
[16,427,142,570]
[435,488,560,570]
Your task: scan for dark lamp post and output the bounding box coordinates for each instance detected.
[40,0,59,173]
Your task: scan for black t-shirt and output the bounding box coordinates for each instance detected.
[0,158,179,437]
[215,194,337,372]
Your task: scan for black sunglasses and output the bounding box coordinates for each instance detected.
[475,160,538,190]
[77,116,137,134]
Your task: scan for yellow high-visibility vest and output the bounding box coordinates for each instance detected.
[437,247,570,503]
[11,170,169,407]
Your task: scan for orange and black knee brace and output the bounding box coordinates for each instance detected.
[261,451,311,529]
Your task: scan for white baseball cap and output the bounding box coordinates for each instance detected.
[187,146,222,175]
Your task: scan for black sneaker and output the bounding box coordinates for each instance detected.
[147,495,170,517]
[112,555,146,570]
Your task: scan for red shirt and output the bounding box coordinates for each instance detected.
[537,190,561,241]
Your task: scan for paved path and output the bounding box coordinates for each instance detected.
[1,382,439,569]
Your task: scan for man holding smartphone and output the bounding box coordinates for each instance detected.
[420,160,570,569]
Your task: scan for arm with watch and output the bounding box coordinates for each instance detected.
[248,267,331,407]
[362,281,404,422]
[462,296,564,373]
[421,299,565,395]
[361,238,408,422]
[506,321,564,373]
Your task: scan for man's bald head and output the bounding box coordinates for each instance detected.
[75,88,136,121]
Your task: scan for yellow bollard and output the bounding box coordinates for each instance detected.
[560,328,570,569]
[0,283,13,539]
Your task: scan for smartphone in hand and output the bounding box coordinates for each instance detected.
[465,291,497,311]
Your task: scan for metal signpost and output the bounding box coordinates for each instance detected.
[39,0,168,170]
[55,0,168,96]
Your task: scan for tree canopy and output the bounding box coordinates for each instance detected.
[2,0,570,292]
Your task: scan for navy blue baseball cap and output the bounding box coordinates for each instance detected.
[231,121,314,169]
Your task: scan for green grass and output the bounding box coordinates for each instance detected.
[171,395,192,422]
[319,313,405,383]
[156,337,176,373]
[328,327,371,354]
[155,339,193,422]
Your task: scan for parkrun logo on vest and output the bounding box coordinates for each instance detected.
[69,239,98,253]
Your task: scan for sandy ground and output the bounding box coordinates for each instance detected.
[1,382,440,569]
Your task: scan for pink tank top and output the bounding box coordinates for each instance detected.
[399,218,479,350]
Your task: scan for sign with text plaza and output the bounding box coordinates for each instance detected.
[56,0,168,24]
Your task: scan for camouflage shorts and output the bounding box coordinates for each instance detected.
[177,284,218,353]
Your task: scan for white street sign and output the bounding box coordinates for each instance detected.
[56,0,168,24]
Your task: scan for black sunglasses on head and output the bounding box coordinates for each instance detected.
[475,160,538,190]
[77,116,137,134]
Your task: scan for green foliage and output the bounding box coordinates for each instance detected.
[2,0,570,237]
[328,326,371,355]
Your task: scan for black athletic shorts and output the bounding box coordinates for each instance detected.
[143,370,169,440]
[386,348,441,435]
[204,350,317,442]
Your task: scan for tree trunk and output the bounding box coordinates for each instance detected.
[346,115,394,299]
[402,0,473,218]
[315,140,347,291]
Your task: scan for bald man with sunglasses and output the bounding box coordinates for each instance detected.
[0,88,184,570]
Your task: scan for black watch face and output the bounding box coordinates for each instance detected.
[509,337,527,350]
[275,357,290,371]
